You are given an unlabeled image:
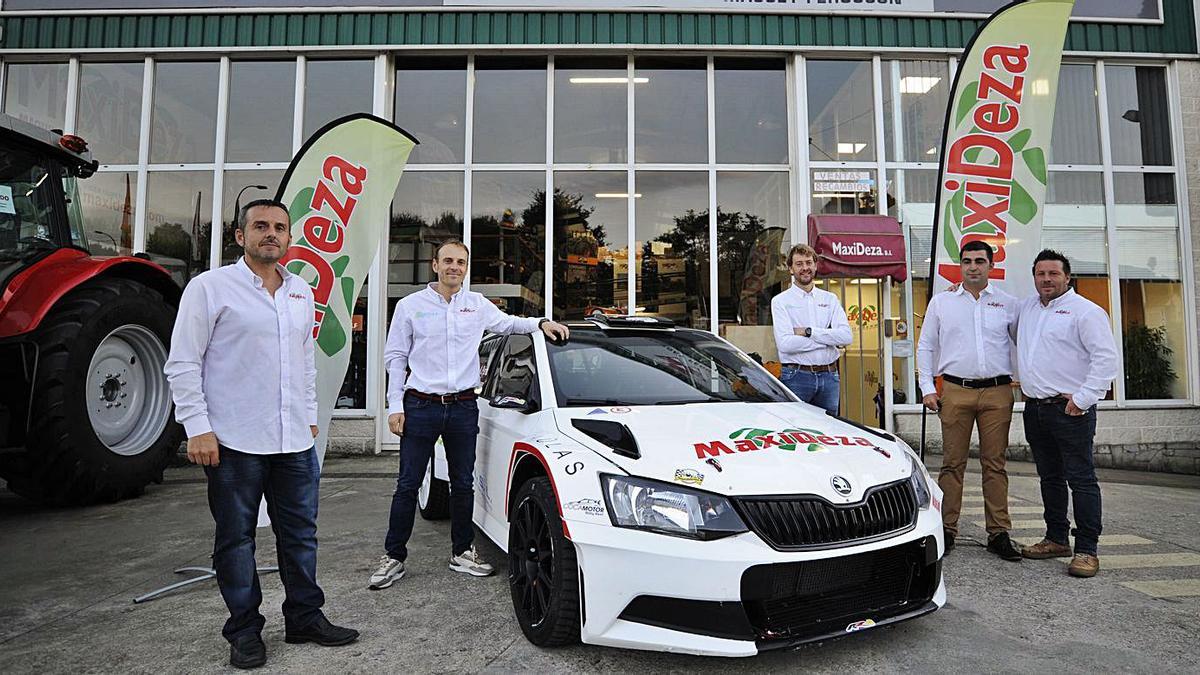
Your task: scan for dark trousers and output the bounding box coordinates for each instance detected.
[384,395,480,562]
[1023,401,1103,555]
[205,446,325,642]
[780,366,841,416]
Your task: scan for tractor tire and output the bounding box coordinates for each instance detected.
[0,277,182,505]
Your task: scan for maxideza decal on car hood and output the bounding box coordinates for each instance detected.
[553,402,909,500]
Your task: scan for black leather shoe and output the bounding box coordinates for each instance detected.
[988,531,1023,562]
[944,528,956,553]
[285,615,360,647]
[229,634,266,669]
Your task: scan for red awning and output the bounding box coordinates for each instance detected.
[808,214,907,282]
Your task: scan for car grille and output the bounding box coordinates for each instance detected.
[734,479,918,551]
[741,536,941,642]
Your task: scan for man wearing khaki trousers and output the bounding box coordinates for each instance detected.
[917,240,1022,561]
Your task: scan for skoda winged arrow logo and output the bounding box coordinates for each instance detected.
[831,475,853,496]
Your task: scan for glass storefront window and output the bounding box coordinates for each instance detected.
[150,61,219,165]
[473,58,546,164]
[220,170,282,267]
[714,58,788,164]
[390,171,464,295]
[1105,65,1172,166]
[470,171,546,316]
[551,171,628,320]
[882,60,950,163]
[77,171,137,256]
[1043,172,1107,275]
[226,61,295,164]
[77,62,143,165]
[338,278,370,409]
[807,60,875,162]
[1120,279,1187,400]
[716,171,790,362]
[811,168,878,215]
[395,57,467,164]
[304,60,373,140]
[3,62,68,132]
[1050,64,1102,165]
[634,57,707,164]
[634,171,709,329]
[145,171,212,286]
[554,57,627,164]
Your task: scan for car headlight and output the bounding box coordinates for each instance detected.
[600,474,749,541]
[906,451,932,510]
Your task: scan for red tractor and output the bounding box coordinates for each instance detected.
[0,113,182,504]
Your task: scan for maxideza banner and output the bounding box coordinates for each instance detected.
[929,0,1075,299]
[278,113,417,467]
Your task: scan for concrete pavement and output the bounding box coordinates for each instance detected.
[0,455,1197,673]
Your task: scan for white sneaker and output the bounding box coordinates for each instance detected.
[449,546,495,577]
[368,555,405,590]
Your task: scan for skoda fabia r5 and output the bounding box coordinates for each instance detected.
[418,315,946,656]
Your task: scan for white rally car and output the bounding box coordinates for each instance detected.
[418,315,946,656]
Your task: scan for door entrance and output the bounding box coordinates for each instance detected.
[819,277,885,427]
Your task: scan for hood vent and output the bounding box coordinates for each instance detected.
[571,419,640,459]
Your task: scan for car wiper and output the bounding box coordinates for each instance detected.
[651,397,724,405]
[561,397,629,407]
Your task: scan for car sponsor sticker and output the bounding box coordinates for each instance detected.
[693,426,877,460]
[673,469,704,486]
[932,495,941,512]
[874,446,891,459]
[563,498,605,517]
[845,619,876,633]
[587,408,608,415]
[609,406,632,414]
[705,457,723,473]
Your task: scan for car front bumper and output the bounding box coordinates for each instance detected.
[567,505,946,657]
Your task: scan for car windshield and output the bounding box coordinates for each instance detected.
[547,328,793,407]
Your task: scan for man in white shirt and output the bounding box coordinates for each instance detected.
[1016,249,1117,579]
[917,240,1022,562]
[165,199,357,670]
[369,239,570,590]
[770,244,852,415]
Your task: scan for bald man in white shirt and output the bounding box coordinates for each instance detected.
[368,239,569,591]
[1016,249,1117,579]
[165,199,357,669]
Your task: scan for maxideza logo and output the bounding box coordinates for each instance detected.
[693,427,875,460]
[939,43,1046,285]
[832,241,893,258]
[284,155,368,356]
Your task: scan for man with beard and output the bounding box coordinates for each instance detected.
[166,199,358,669]
[1016,249,1117,578]
[770,243,852,415]
[917,240,1022,561]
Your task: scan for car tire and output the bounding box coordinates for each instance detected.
[418,458,450,520]
[1,277,181,505]
[508,476,581,647]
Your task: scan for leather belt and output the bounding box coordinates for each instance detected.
[406,389,477,404]
[942,374,1012,389]
[1026,395,1069,405]
[783,362,839,373]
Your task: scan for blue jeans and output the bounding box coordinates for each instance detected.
[384,394,480,562]
[1023,400,1103,555]
[780,366,841,416]
[205,446,324,642]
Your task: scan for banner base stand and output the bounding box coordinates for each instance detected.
[132,565,279,604]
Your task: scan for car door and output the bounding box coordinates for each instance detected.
[477,334,541,532]
[473,335,504,521]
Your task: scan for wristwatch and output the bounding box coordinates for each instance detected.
[804,327,812,338]
[538,318,550,330]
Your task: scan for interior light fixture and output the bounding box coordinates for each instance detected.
[899,76,942,94]
[595,193,643,198]
[570,77,649,84]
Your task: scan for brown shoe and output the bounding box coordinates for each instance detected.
[1068,553,1100,578]
[1021,538,1072,559]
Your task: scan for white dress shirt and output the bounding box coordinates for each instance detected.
[165,257,318,454]
[1017,289,1118,410]
[917,283,1018,395]
[385,283,542,415]
[770,283,853,366]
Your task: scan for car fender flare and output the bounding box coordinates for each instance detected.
[506,441,571,539]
